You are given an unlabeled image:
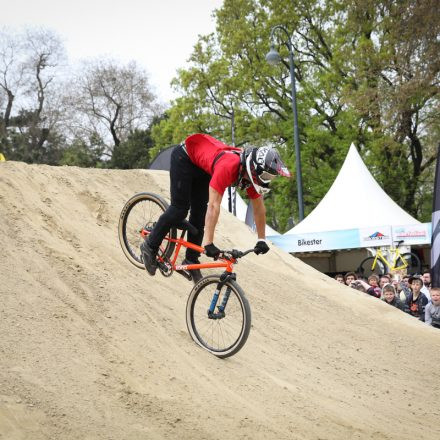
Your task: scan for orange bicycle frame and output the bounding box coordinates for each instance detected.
[141,229,236,273]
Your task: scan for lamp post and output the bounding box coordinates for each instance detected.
[266,25,304,221]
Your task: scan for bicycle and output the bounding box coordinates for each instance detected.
[357,240,421,277]
[118,192,255,358]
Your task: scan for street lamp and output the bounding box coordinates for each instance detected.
[266,25,304,221]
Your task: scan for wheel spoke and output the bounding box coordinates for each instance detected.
[187,279,249,357]
[119,193,176,268]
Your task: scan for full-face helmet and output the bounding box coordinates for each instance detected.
[237,146,291,194]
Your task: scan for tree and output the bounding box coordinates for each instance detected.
[341,0,440,219]
[69,58,161,161]
[60,134,106,168]
[110,128,154,169]
[0,27,66,164]
[152,0,440,228]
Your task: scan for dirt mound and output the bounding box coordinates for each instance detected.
[0,161,439,440]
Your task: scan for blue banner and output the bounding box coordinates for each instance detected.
[268,228,360,253]
[268,223,432,253]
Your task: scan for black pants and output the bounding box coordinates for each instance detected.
[147,145,210,261]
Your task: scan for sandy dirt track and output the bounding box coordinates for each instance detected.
[0,161,439,440]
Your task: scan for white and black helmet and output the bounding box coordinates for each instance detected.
[237,146,291,194]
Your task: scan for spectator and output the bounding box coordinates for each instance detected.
[352,279,381,298]
[349,280,368,293]
[406,275,429,321]
[344,272,357,286]
[425,287,440,328]
[367,274,382,297]
[379,274,391,289]
[368,274,379,287]
[382,284,408,312]
[422,269,432,289]
[334,274,345,283]
[397,275,412,302]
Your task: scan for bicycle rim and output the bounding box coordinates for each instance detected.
[399,253,421,274]
[186,276,251,358]
[118,193,176,269]
[358,256,386,277]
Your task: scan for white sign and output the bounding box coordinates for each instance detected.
[359,226,393,248]
[392,223,431,245]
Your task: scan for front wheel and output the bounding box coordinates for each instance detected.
[358,256,386,277]
[186,275,251,358]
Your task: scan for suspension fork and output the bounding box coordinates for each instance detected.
[207,272,236,319]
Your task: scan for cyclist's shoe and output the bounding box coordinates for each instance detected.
[140,241,157,276]
[182,258,202,284]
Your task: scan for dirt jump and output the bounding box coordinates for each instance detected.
[0,161,439,440]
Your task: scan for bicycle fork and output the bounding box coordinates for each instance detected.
[207,272,236,320]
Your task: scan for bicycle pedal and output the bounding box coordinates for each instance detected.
[157,261,172,277]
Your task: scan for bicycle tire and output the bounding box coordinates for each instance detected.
[358,256,386,277]
[186,275,251,359]
[398,252,422,274]
[118,192,177,269]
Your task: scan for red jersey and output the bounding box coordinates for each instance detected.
[185,133,260,199]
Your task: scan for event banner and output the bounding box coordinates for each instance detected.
[269,223,432,253]
[268,228,360,253]
[393,223,432,245]
[359,226,393,248]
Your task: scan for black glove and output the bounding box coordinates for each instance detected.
[254,240,269,255]
[205,243,221,259]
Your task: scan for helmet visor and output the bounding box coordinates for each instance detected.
[259,170,277,183]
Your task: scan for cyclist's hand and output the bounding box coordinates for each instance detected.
[205,243,221,259]
[254,240,269,255]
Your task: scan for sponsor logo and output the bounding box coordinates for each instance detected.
[393,229,427,238]
[364,231,389,241]
[255,147,270,166]
[175,265,189,270]
[297,238,323,246]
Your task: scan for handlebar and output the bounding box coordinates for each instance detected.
[219,248,256,260]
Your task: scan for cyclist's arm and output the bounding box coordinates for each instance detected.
[251,196,266,240]
[203,186,222,245]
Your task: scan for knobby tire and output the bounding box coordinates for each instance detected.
[186,275,251,359]
[118,192,176,269]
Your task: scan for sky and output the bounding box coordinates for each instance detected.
[0,0,224,103]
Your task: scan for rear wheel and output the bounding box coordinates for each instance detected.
[398,252,421,274]
[118,192,176,269]
[186,275,251,358]
[358,256,386,277]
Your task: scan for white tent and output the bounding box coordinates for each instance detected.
[269,144,431,252]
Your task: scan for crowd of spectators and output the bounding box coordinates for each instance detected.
[333,269,440,328]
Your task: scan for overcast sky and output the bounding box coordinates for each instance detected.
[0,0,224,103]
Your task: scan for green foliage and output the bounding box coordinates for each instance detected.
[60,136,105,168]
[110,129,153,169]
[1,110,65,165]
[152,0,440,229]
[2,8,439,230]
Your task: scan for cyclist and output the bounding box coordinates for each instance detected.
[140,133,291,283]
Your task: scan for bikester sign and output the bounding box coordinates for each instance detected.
[269,228,360,252]
[268,223,431,253]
